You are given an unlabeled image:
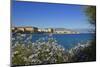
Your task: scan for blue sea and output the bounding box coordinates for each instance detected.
[32,33,95,49]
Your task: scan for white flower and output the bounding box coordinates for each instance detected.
[14,51,19,54]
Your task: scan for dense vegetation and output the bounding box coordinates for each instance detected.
[84,6,96,61]
[12,33,95,66]
[85,6,96,25]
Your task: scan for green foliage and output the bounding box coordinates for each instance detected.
[69,41,96,62]
[12,35,69,66]
[12,33,96,66]
[84,6,96,61]
[85,6,96,25]
[81,40,96,61]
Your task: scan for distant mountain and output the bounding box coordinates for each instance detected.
[54,28,95,33]
[54,28,71,31]
[73,29,95,33]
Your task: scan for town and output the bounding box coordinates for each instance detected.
[12,26,80,34]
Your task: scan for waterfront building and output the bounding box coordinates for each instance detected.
[12,26,38,33]
[12,27,79,34]
[38,28,53,33]
[15,27,24,33]
[54,28,79,34]
[24,27,38,33]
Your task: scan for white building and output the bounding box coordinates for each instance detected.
[38,28,53,33]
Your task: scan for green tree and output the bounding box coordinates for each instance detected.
[85,6,96,25]
[82,6,96,61]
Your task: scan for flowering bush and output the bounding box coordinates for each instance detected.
[12,33,95,66]
[12,33,71,66]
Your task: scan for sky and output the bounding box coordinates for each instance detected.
[12,0,91,29]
